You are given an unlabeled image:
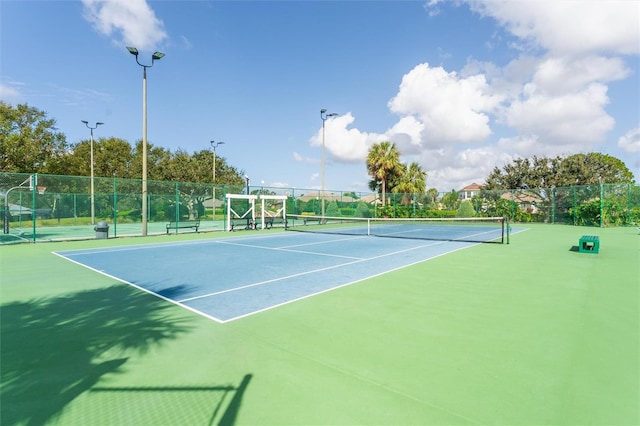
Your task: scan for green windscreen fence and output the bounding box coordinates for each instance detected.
[1,172,638,244]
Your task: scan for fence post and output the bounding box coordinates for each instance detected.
[552,187,556,224]
[113,176,117,237]
[599,182,604,228]
[628,184,632,226]
[31,174,37,242]
[573,186,578,226]
[174,182,180,227]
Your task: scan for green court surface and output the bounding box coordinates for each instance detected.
[1,224,638,425]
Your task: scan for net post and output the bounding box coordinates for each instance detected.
[506,217,510,244]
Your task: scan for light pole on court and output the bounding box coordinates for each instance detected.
[127,46,165,236]
[81,120,103,225]
[210,140,225,220]
[320,109,338,217]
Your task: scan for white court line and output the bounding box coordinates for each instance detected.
[177,239,446,303]
[216,238,365,260]
[52,251,227,323]
[53,230,304,256]
[278,234,369,249]
[220,240,480,323]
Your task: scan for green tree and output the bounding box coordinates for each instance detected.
[484,153,634,190]
[0,102,69,173]
[326,200,340,216]
[391,161,427,205]
[456,200,476,217]
[366,141,401,206]
[560,153,635,186]
[354,201,370,217]
[441,189,460,210]
[64,137,134,178]
[425,188,439,208]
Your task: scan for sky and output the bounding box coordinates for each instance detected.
[1,0,639,194]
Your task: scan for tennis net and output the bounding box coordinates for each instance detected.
[285,215,509,244]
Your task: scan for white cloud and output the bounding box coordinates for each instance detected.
[466,0,640,55]
[268,182,291,189]
[313,1,639,191]
[388,63,503,145]
[531,56,629,95]
[420,146,512,191]
[310,113,385,163]
[618,127,640,153]
[0,82,22,102]
[504,82,615,149]
[386,116,424,156]
[82,0,167,51]
[292,152,317,164]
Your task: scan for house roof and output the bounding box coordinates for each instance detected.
[360,194,381,204]
[500,192,543,203]
[460,182,482,191]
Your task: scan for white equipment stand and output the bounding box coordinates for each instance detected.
[258,195,288,230]
[225,194,257,231]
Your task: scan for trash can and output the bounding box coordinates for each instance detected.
[94,221,109,239]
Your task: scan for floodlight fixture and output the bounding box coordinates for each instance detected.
[127,46,166,235]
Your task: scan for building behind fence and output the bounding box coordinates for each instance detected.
[1,172,639,243]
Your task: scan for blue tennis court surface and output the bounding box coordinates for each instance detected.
[55,229,515,322]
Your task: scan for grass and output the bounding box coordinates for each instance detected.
[1,224,638,425]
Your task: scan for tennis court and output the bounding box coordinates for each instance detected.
[1,223,638,425]
[54,218,512,322]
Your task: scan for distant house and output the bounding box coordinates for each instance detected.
[459,183,482,201]
[8,203,32,218]
[500,192,543,213]
[360,194,381,205]
[297,192,356,203]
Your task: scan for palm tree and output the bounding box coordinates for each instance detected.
[391,162,427,205]
[425,188,439,208]
[366,141,400,206]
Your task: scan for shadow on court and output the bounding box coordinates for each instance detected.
[90,374,253,426]
[0,285,251,425]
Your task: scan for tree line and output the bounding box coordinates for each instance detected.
[2,102,635,195]
[0,102,245,185]
[364,141,635,207]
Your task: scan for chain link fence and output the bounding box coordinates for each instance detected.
[2,172,638,244]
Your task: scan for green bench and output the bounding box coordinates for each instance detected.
[166,220,200,234]
[579,235,599,254]
[230,219,255,231]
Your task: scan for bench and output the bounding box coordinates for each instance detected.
[579,235,599,254]
[301,215,325,225]
[166,220,200,234]
[230,219,255,231]
[257,217,286,229]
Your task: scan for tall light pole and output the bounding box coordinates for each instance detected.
[210,140,224,220]
[127,46,165,236]
[210,141,225,185]
[81,120,103,225]
[320,109,338,217]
